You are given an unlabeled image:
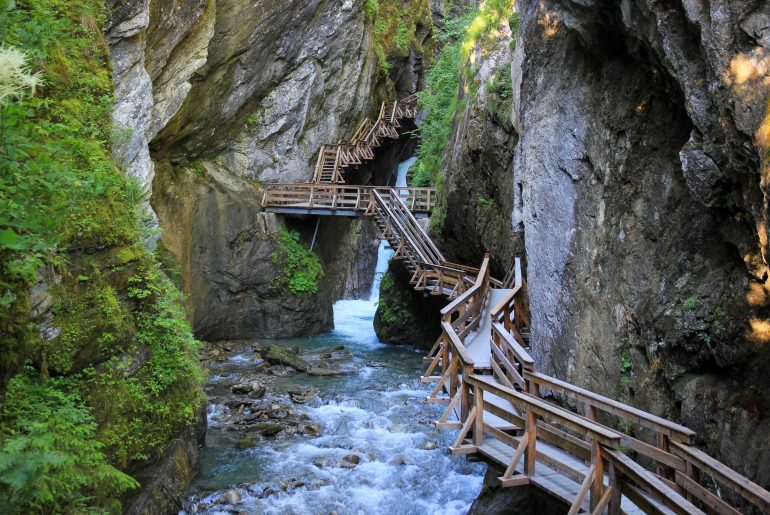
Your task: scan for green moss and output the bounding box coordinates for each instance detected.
[367,0,433,76]
[0,1,205,510]
[377,272,415,326]
[84,262,204,468]
[411,2,516,189]
[485,62,513,126]
[39,281,135,375]
[270,227,324,295]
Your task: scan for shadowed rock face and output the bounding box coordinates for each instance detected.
[108,0,431,341]
[515,0,770,489]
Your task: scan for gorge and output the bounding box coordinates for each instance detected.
[1,0,770,514]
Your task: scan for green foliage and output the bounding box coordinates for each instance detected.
[411,13,473,189]
[476,193,495,209]
[485,62,513,126]
[377,271,414,326]
[271,227,324,295]
[364,0,379,21]
[0,372,138,514]
[39,281,135,375]
[461,0,516,58]
[367,0,432,75]
[412,1,516,190]
[619,336,632,399]
[0,0,138,374]
[85,262,204,467]
[682,296,697,310]
[0,1,205,509]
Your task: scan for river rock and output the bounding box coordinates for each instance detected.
[230,380,266,398]
[288,387,319,404]
[340,454,360,468]
[223,489,241,504]
[301,423,322,436]
[262,345,311,372]
[254,423,282,436]
[421,442,438,450]
[308,367,342,377]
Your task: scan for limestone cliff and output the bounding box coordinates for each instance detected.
[108,0,433,339]
[512,0,770,488]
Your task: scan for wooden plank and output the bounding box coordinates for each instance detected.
[602,447,705,515]
[670,441,770,513]
[467,375,622,445]
[674,470,741,515]
[492,322,534,366]
[525,372,695,443]
[568,465,595,515]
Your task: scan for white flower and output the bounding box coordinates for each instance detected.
[0,45,42,105]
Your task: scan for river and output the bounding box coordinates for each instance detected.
[182,158,484,514]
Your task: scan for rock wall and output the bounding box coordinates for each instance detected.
[411,0,770,501]
[373,260,445,348]
[433,30,523,278]
[108,0,432,340]
[514,0,770,487]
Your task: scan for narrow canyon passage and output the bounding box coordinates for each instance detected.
[183,159,483,514]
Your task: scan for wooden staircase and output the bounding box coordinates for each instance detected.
[312,93,418,184]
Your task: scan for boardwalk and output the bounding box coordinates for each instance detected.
[263,93,770,514]
[312,94,417,183]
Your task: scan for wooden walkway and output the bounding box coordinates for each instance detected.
[421,256,770,514]
[262,184,435,218]
[312,94,418,183]
[261,91,770,514]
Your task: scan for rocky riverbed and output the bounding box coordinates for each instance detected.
[181,299,485,514]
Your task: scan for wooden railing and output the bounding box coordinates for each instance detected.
[312,93,419,183]
[261,184,435,214]
[417,257,770,514]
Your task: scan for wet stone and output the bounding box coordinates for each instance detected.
[223,489,241,504]
[340,454,360,468]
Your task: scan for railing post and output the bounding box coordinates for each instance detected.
[590,440,604,511]
[460,364,473,422]
[473,386,484,446]
[608,461,622,514]
[449,353,458,398]
[524,408,537,476]
[656,433,674,480]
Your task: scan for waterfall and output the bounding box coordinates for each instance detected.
[368,156,417,302]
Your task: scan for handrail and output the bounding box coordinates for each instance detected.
[313,94,418,183]
[441,255,490,317]
[467,374,621,444]
[602,447,705,515]
[669,441,770,512]
[524,371,695,443]
[491,257,522,319]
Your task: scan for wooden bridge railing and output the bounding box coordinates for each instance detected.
[313,93,419,183]
[261,183,435,214]
[417,255,770,514]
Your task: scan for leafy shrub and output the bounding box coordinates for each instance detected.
[411,1,517,189]
[271,227,324,295]
[410,13,473,188]
[0,372,138,514]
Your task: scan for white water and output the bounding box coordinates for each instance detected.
[183,157,483,514]
[368,156,416,301]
